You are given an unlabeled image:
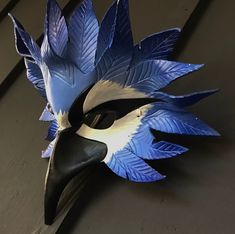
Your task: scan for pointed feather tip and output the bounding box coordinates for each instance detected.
[47,0,59,8]
[117,0,129,9]
[208,129,221,137]
[41,149,51,158]
[71,0,93,18]
[46,0,63,27]
[127,174,166,183]
[152,141,189,155]
[193,63,204,70]
[46,0,63,21]
[163,27,181,33]
[175,27,181,32]
[41,152,50,159]
[139,174,167,183]
[202,88,219,95]
[47,0,63,11]
[8,13,22,30]
[152,174,166,182]
[200,88,220,99]
[82,0,93,7]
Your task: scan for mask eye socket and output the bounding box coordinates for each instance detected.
[83,110,116,129]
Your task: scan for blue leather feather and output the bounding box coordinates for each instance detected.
[46,120,59,141]
[95,1,118,64]
[132,28,181,66]
[39,105,55,121]
[128,123,154,157]
[151,89,219,107]
[47,60,96,113]
[24,59,46,98]
[96,48,132,82]
[112,0,133,50]
[46,0,68,57]
[108,60,203,93]
[107,149,165,182]
[139,141,188,160]
[9,14,42,64]
[145,102,220,136]
[9,13,31,57]
[128,123,187,160]
[68,0,99,73]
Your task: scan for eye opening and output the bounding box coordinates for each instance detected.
[84,110,116,129]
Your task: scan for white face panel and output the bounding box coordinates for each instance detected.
[83,80,147,114]
[77,104,152,163]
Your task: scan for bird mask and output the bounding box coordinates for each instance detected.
[10,0,220,225]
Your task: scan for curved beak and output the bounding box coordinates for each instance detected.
[44,128,107,225]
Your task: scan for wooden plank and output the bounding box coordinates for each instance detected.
[0,0,20,23]
[0,0,11,10]
[0,0,199,233]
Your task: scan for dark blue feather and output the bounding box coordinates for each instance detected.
[106,149,165,182]
[95,1,118,64]
[112,0,133,51]
[68,0,99,73]
[108,60,203,93]
[96,48,132,82]
[139,141,188,160]
[46,120,59,141]
[9,14,42,64]
[132,28,181,66]
[151,89,219,107]
[8,13,31,57]
[145,102,220,136]
[46,0,68,57]
[24,59,46,98]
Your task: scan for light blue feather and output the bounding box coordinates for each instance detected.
[68,0,99,73]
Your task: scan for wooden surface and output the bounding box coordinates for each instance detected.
[0,0,11,10]
[5,0,233,233]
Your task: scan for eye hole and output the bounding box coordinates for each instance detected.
[84,110,116,129]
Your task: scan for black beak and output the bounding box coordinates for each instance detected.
[44,128,107,225]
